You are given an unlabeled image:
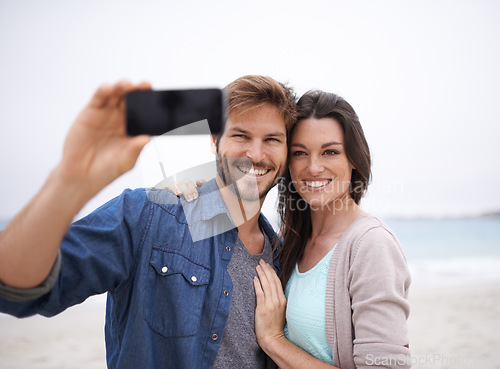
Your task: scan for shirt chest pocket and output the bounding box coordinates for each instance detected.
[143,248,211,338]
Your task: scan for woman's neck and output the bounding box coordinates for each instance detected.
[309,196,364,239]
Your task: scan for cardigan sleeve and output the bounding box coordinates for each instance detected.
[348,226,412,369]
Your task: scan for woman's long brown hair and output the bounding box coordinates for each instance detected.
[278,90,372,287]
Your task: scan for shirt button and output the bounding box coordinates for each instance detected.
[161,266,168,273]
[212,333,218,341]
[223,290,229,297]
[226,246,231,252]
[191,275,198,283]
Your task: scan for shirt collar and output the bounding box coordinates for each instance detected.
[199,178,232,221]
[198,179,278,240]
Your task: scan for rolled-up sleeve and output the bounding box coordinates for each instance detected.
[0,252,61,302]
[0,188,152,318]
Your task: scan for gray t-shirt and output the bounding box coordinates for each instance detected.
[212,233,273,369]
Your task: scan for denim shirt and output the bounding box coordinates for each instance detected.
[0,179,281,369]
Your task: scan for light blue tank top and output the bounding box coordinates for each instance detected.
[284,245,336,364]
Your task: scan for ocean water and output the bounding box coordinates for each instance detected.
[386,218,500,289]
[1,218,499,289]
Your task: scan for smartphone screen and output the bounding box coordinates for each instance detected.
[126,88,226,136]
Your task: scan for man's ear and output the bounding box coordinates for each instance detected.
[210,135,217,155]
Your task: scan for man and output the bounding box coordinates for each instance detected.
[0,75,296,368]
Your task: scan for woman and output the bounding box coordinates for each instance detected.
[253,90,411,368]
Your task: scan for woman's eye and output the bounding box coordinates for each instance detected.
[324,150,339,155]
[292,150,306,156]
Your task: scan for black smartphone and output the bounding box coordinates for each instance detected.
[126,88,227,136]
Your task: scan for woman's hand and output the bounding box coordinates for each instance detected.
[164,179,205,202]
[253,259,287,351]
[253,261,337,368]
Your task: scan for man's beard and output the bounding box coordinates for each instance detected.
[215,152,283,202]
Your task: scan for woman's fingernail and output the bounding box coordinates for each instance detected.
[186,194,192,202]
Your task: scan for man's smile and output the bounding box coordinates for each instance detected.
[236,165,271,177]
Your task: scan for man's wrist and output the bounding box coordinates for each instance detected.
[46,164,96,213]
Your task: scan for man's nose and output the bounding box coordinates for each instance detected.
[245,140,265,163]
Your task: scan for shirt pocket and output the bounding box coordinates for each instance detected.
[143,248,210,338]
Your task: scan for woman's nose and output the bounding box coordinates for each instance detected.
[307,156,324,175]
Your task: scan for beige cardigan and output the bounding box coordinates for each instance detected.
[325,213,412,368]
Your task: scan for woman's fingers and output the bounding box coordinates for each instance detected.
[163,178,201,201]
[178,180,198,202]
[255,262,271,299]
[263,262,285,303]
[163,182,181,195]
[254,260,287,348]
[256,260,283,303]
[253,275,264,304]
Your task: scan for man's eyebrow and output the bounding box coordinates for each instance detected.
[267,132,286,138]
[228,127,286,138]
[228,127,248,134]
[290,141,343,149]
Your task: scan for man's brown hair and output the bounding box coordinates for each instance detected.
[224,75,297,134]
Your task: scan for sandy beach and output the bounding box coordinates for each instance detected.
[0,295,106,369]
[1,284,499,368]
[407,284,500,369]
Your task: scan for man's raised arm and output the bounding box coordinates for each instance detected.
[0,80,151,289]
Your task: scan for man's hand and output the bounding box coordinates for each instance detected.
[57,80,151,199]
[0,81,151,289]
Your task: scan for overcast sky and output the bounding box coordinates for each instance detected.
[1,0,499,222]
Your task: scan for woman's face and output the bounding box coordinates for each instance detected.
[288,117,353,211]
